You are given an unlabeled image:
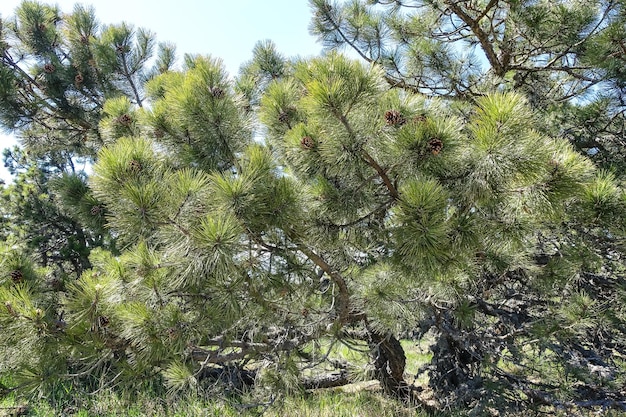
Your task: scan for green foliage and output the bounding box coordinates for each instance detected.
[162,361,197,395]
[187,212,243,280]
[582,170,625,223]
[237,40,288,109]
[394,178,452,272]
[0,149,103,276]
[1,0,626,414]
[144,55,251,171]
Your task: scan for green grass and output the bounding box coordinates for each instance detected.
[401,339,432,385]
[5,338,622,417]
[3,387,626,417]
[0,339,436,417]
[0,389,427,417]
[267,390,426,417]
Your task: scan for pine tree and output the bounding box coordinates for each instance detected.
[309,0,626,409]
[0,146,106,276]
[0,1,175,275]
[1,0,625,413]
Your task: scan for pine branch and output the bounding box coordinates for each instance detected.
[443,0,505,76]
[118,50,143,107]
[190,330,315,364]
[301,370,351,389]
[294,243,353,325]
[523,389,626,412]
[333,198,394,228]
[509,64,597,82]
[316,3,374,65]
[191,347,249,364]
[360,150,400,200]
[314,2,429,94]
[333,110,400,200]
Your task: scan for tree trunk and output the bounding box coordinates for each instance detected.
[367,330,411,400]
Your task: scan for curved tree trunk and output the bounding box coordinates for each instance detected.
[367,330,411,400]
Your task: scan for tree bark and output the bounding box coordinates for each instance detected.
[301,370,351,390]
[367,330,410,400]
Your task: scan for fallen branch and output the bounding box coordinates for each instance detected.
[524,388,626,412]
[301,370,351,389]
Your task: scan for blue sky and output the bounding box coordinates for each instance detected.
[0,0,322,182]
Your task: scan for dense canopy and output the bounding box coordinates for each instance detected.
[1,0,626,413]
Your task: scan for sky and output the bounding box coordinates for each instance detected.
[0,0,323,182]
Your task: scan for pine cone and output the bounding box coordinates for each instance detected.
[10,270,23,283]
[117,114,133,126]
[44,63,56,74]
[300,136,315,150]
[98,316,110,327]
[90,205,103,216]
[320,2,332,12]
[74,73,84,86]
[428,138,444,155]
[116,44,128,54]
[278,111,290,124]
[128,159,143,172]
[384,110,406,126]
[210,86,225,98]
